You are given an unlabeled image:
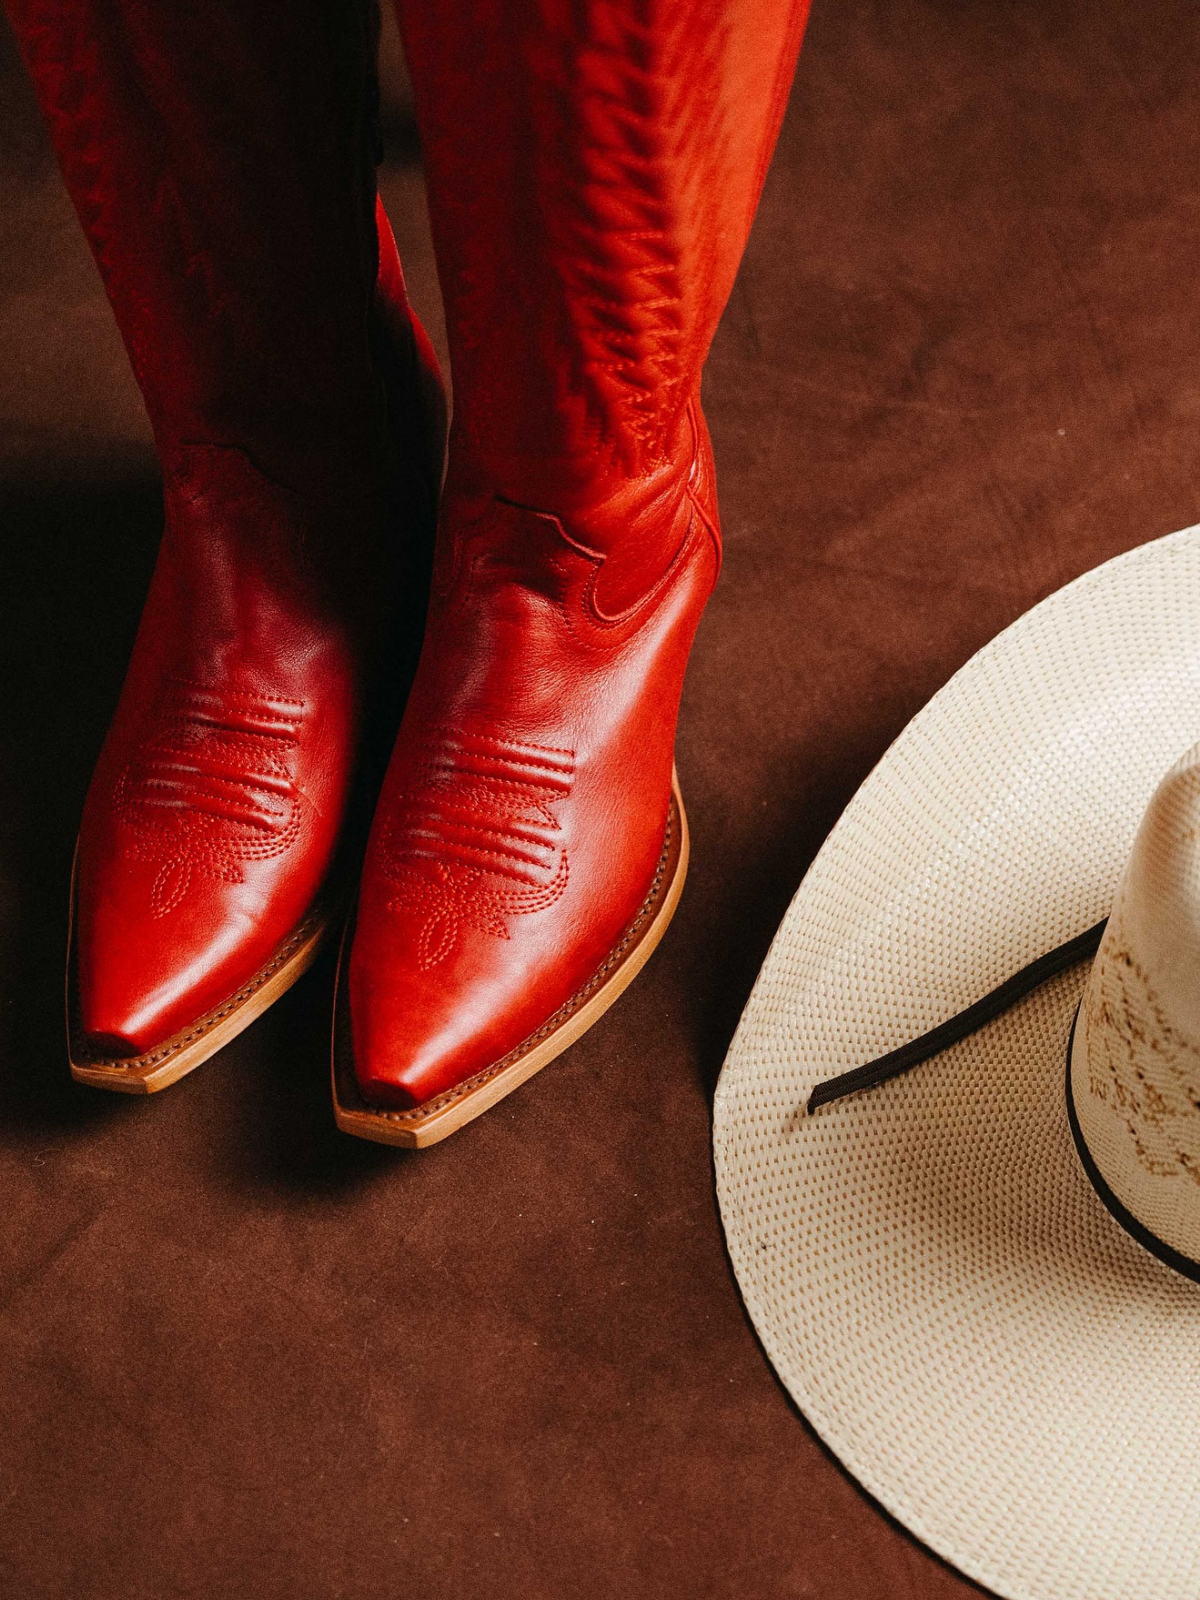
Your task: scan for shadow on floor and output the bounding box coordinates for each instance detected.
[0,474,159,1133]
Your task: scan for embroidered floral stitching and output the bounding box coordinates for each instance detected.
[358,796,677,1123]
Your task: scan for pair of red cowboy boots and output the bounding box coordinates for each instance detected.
[11,0,808,1145]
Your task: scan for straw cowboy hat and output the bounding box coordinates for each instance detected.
[714,524,1200,1600]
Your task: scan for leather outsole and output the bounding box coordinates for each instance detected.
[66,850,342,1094]
[330,771,690,1148]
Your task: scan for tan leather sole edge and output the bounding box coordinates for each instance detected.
[66,847,341,1094]
[331,771,690,1149]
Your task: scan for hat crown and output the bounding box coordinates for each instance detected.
[1071,742,1200,1268]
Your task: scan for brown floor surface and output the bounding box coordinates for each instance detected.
[2,2,1197,1596]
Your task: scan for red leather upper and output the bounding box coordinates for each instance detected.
[68,214,444,1055]
[347,0,809,1107]
[397,0,810,503]
[10,0,445,1053]
[9,0,391,489]
[14,0,807,1075]
[348,405,720,1105]
[76,444,367,1051]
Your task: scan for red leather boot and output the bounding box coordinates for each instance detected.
[334,0,809,1144]
[8,0,445,1090]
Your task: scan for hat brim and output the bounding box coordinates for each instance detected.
[714,525,1200,1600]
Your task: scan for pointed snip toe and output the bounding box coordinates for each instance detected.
[331,772,688,1147]
[67,859,341,1095]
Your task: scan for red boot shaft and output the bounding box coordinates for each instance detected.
[8,0,444,1072]
[342,0,808,1131]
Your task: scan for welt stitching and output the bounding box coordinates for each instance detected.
[71,909,324,1070]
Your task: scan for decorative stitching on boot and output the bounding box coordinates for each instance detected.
[113,678,304,915]
[378,731,575,967]
[527,1,733,471]
[367,798,676,1124]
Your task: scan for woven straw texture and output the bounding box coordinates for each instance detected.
[714,525,1200,1600]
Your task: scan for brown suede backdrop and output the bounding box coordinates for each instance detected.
[1,2,1197,1596]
